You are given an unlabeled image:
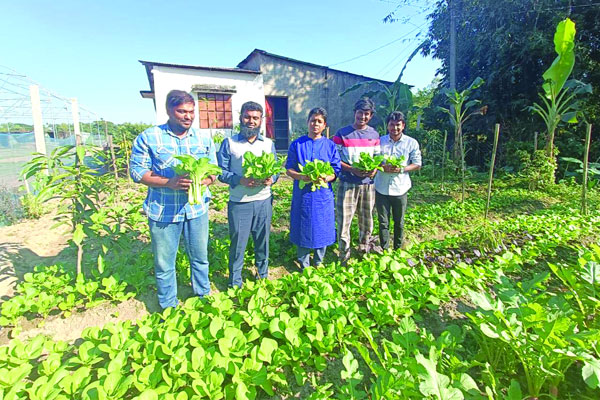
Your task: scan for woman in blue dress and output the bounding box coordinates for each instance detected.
[286,107,342,269]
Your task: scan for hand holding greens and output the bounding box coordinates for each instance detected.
[173,155,221,205]
[384,155,406,172]
[243,151,284,180]
[353,152,384,172]
[298,159,334,191]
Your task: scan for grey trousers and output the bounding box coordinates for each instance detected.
[227,197,272,287]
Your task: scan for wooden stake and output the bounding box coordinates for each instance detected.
[441,130,447,191]
[581,123,592,215]
[485,124,500,220]
[108,135,118,180]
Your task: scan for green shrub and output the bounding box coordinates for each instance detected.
[519,149,557,189]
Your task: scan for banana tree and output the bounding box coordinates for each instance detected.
[438,77,487,202]
[339,77,413,128]
[530,18,591,159]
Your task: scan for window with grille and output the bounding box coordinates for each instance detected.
[197,93,233,129]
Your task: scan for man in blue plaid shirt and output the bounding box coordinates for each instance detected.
[130,90,218,310]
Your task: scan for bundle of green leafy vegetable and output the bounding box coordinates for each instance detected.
[243,151,284,180]
[384,154,406,169]
[173,155,222,205]
[298,159,335,191]
[353,152,384,172]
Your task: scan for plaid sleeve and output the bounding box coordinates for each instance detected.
[207,136,218,166]
[130,130,152,182]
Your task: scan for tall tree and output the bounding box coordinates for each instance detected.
[421,0,599,165]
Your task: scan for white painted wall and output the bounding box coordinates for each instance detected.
[152,66,266,136]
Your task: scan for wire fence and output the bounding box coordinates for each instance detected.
[0,65,106,189]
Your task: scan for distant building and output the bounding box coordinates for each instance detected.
[140,49,391,151]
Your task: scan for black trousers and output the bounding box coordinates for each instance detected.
[375,191,407,250]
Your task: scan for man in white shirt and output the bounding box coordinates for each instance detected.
[374,111,422,250]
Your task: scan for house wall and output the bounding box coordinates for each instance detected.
[241,53,386,137]
[151,66,265,136]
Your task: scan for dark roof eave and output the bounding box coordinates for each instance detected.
[237,49,394,85]
[139,60,261,75]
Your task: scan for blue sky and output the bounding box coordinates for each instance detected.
[1,0,440,124]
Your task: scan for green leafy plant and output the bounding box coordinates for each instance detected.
[383,154,406,169]
[297,159,334,191]
[242,151,284,180]
[520,149,558,189]
[561,157,600,188]
[20,145,111,275]
[173,155,221,205]
[353,152,384,172]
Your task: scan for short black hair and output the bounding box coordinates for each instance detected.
[240,101,264,118]
[166,90,195,111]
[308,107,328,123]
[386,111,406,124]
[354,97,375,113]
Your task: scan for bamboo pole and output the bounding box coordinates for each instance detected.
[441,130,447,191]
[108,135,118,180]
[485,124,500,220]
[581,123,592,215]
[534,131,538,152]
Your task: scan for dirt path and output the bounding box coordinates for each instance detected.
[0,214,153,344]
[0,213,70,299]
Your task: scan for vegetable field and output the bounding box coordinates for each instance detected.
[1,173,599,400]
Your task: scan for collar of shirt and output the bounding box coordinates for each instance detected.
[163,124,195,139]
[236,133,264,143]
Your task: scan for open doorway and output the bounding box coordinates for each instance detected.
[265,96,289,151]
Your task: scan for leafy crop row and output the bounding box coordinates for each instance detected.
[2,205,599,399]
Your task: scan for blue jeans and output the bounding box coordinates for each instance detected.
[227,198,272,288]
[297,246,326,270]
[149,212,210,309]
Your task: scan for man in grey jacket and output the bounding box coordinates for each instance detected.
[217,101,278,288]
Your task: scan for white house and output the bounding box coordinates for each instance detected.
[140,50,391,151]
[140,60,265,137]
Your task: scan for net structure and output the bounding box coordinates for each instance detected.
[0,66,107,189]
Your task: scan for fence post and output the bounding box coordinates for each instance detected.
[71,98,82,144]
[29,85,47,155]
